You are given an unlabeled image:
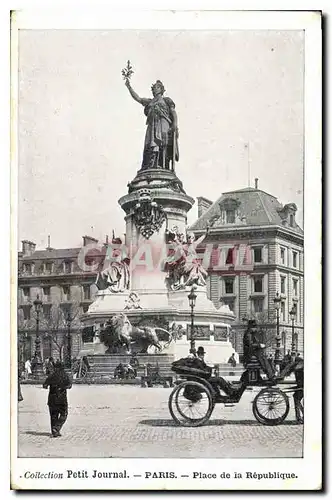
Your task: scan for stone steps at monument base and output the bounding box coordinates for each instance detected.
[85,354,175,378]
[83,354,244,378]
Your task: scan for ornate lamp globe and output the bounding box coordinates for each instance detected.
[188,286,197,309]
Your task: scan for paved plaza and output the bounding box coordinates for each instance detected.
[18,385,303,459]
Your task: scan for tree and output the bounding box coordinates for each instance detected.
[40,300,81,361]
[253,310,277,350]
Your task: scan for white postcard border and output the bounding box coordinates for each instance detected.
[9,7,322,491]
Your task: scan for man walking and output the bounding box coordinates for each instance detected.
[43,361,72,438]
[227,353,237,368]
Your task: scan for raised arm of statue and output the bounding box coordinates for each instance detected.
[125,80,149,106]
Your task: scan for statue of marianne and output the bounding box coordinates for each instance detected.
[125,78,179,171]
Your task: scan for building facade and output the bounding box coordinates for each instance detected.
[191,183,304,357]
[17,236,101,362]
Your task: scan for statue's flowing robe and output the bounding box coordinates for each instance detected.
[140,96,179,169]
[95,260,130,293]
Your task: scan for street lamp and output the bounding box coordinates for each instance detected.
[273,292,283,370]
[289,304,297,357]
[32,294,44,377]
[65,309,73,369]
[188,285,197,354]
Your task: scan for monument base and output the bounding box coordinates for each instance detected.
[76,352,175,380]
[81,286,235,363]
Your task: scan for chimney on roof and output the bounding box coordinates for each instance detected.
[46,234,54,251]
[105,235,109,245]
[197,196,213,218]
[21,240,36,257]
[255,178,259,189]
[83,235,99,246]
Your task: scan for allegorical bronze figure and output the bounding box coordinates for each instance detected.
[122,61,179,171]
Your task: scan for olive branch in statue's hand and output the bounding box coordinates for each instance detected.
[122,60,134,84]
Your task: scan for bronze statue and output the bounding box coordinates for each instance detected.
[95,237,130,293]
[123,61,179,171]
[99,313,174,354]
[164,227,209,290]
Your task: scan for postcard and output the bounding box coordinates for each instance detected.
[10,6,322,491]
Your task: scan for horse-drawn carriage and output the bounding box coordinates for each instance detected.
[168,355,303,427]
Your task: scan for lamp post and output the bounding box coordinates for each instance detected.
[289,304,296,357]
[188,286,197,354]
[65,310,73,369]
[273,292,283,371]
[17,332,27,402]
[32,294,44,377]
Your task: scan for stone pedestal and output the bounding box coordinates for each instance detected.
[81,168,235,363]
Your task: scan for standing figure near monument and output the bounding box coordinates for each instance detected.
[125,78,179,170]
[164,227,209,289]
[181,231,209,287]
[95,237,130,293]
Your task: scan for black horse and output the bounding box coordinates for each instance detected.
[280,359,304,423]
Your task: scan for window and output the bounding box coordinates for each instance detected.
[293,251,298,268]
[23,263,32,274]
[290,214,294,227]
[43,305,51,320]
[62,285,70,301]
[64,261,72,274]
[293,279,298,296]
[253,247,262,263]
[282,331,286,356]
[293,302,298,321]
[252,298,263,313]
[83,285,91,300]
[42,287,51,302]
[22,287,30,299]
[224,278,234,294]
[226,210,235,224]
[253,276,263,293]
[281,301,286,321]
[280,247,285,265]
[226,300,235,312]
[225,248,235,265]
[22,305,31,320]
[294,332,299,351]
[44,262,53,274]
[280,276,286,295]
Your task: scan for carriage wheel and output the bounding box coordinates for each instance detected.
[253,388,289,426]
[168,381,214,427]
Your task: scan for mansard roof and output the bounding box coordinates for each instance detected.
[189,187,303,235]
[20,248,81,260]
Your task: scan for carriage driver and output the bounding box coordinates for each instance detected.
[243,319,276,381]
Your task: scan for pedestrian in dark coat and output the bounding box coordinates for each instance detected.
[227,353,237,367]
[43,361,72,438]
[45,357,55,375]
[295,352,303,363]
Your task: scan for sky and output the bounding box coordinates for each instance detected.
[18,29,304,250]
